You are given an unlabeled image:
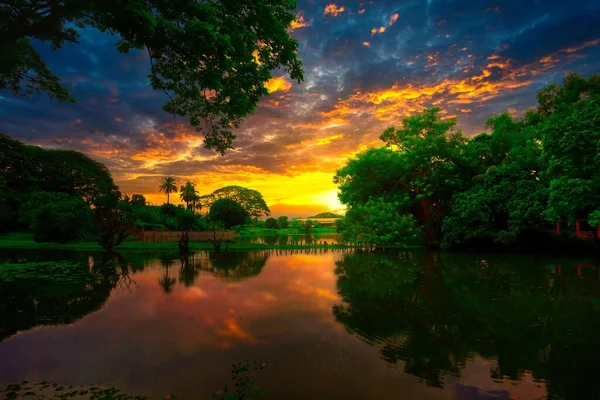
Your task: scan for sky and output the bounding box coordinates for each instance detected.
[1,0,600,218]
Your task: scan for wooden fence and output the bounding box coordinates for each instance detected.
[134,230,237,243]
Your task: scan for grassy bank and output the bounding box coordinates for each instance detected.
[0,233,422,252]
[0,232,350,251]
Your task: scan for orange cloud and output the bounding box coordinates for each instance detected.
[371,26,386,35]
[389,13,399,26]
[320,54,559,124]
[315,134,343,146]
[265,76,293,94]
[113,117,124,123]
[362,41,371,47]
[561,39,599,53]
[290,12,310,30]
[324,4,345,16]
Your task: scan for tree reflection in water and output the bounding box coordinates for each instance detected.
[154,250,271,292]
[0,251,135,343]
[333,251,600,399]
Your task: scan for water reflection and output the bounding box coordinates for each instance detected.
[1,249,600,399]
[333,251,600,400]
[243,233,342,246]
[0,252,133,342]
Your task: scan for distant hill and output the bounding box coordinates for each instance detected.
[307,212,344,219]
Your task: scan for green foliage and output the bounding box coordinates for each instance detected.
[335,108,470,246]
[589,211,600,228]
[335,73,600,249]
[276,216,289,229]
[20,192,94,243]
[180,181,200,212]
[0,134,120,232]
[541,83,600,224]
[334,218,345,233]
[127,203,201,231]
[442,114,548,248]
[0,0,304,154]
[201,186,270,218]
[289,219,303,231]
[303,220,314,232]
[94,193,134,251]
[265,217,279,229]
[209,198,248,229]
[341,198,418,248]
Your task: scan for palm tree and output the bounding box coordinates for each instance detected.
[159,176,178,204]
[191,193,202,214]
[180,181,197,210]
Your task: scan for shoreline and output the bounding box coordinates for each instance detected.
[0,237,421,252]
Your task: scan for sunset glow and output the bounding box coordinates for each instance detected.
[2,1,600,218]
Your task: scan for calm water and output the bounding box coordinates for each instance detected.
[1,249,600,400]
[243,232,343,245]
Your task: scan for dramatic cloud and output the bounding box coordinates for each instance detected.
[324,4,345,17]
[1,0,600,216]
[290,12,310,31]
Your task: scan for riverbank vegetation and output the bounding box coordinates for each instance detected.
[2,74,599,253]
[0,135,335,250]
[334,73,600,251]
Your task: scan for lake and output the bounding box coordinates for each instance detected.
[1,248,600,399]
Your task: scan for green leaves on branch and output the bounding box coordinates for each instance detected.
[341,199,418,249]
[0,0,304,154]
[201,186,270,219]
[335,73,600,249]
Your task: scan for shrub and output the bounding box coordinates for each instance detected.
[265,217,279,229]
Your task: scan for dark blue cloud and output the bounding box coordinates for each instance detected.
[0,0,599,180]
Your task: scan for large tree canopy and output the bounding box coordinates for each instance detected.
[208,198,248,229]
[335,108,470,246]
[200,185,270,218]
[0,0,304,154]
[335,73,600,249]
[0,133,120,231]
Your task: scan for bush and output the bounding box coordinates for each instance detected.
[277,216,289,229]
[22,192,94,243]
[209,199,248,229]
[265,217,279,229]
[176,210,199,231]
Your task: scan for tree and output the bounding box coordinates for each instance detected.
[335,108,471,247]
[179,181,198,211]
[541,76,600,228]
[130,194,146,207]
[0,134,120,229]
[341,199,418,249]
[94,193,134,251]
[21,192,94,243]
[265,217,279,229]
[277,216,289,229]
[304,220,314,230]
[442,114,547,248]
[159,177,177,204]
[208,198,248,230]
[200,186,270,218]
[289,219,303,232]
[0,0,304,154]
